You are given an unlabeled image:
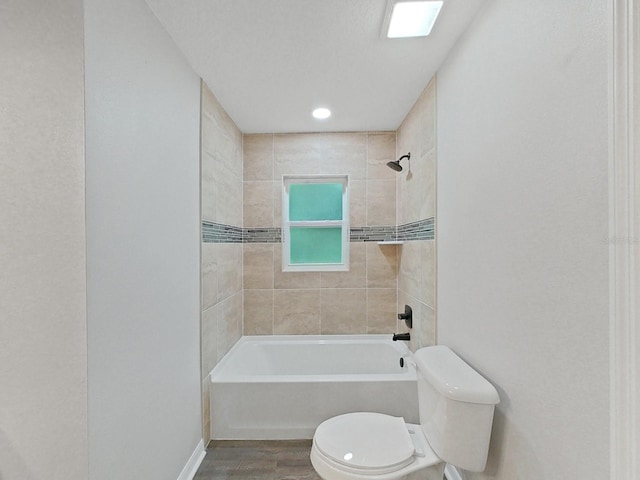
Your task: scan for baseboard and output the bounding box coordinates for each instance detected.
[444,464,465,480]
[177,439,206,480]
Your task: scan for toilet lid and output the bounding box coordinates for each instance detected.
[314,412,415,473]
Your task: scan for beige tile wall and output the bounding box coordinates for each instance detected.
[202,78,437,442]
[200,82,243,444]
[242,132,401,336]
[396,77,437,351]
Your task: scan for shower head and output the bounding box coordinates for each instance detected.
[386,160,403,171]
[386,153,410,172]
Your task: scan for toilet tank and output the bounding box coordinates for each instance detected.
[414,346,499,472]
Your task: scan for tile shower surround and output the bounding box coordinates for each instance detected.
[201,84,438,441]
[396,78,437,352]
[235,129,437,341]
[239,131,404,338]
[202,218,435,243]
[200,82,243,445]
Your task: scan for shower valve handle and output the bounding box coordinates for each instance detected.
[397,305,413,329]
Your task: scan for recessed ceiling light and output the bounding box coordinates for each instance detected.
[312,107,331,119]
[385,1,443,38]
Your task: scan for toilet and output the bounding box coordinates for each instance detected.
[310,345,500,480]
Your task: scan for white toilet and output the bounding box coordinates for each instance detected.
[310,345,499,480]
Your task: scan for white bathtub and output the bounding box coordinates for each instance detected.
[209,335,419,440]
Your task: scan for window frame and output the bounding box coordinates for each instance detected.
[282,174,350,272]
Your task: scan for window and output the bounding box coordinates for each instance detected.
[282,175,349,272]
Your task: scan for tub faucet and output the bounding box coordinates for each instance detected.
[392,332,410,341]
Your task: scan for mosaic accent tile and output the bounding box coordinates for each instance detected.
[244,227,282,243]
[349,225,396,242]
[201,217,435,243]
[396,218,434,241]
[202,221,243,243]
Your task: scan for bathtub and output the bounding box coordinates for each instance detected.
[209,335,419,440]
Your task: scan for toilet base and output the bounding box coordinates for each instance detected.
[403,463,445,480]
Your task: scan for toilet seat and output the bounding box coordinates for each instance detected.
[313,413,415,475]
[311,413,441,479]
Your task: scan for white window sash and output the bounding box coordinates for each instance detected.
[282,174,349,272]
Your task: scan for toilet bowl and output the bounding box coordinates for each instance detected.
[310,346,500,480]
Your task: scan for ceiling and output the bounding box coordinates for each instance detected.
[145,0,485,134]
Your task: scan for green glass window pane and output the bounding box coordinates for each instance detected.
[289,183,343,221]
[290,227,342,264]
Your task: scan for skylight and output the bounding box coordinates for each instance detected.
[386,1,443,38]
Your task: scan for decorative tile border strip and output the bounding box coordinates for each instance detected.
[202,221,243,243]
[396,217,434,241]
[244,227,282,243]
[201,217,434,243]
[350,218,434,242]
[349,225,397,242]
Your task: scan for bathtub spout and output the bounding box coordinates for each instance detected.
[392,332,410,341]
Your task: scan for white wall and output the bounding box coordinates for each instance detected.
[437,1,609,479]
[84,0,202,478]
[0,1,88,479]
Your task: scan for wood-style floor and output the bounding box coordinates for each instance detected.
[194,440,322,480]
